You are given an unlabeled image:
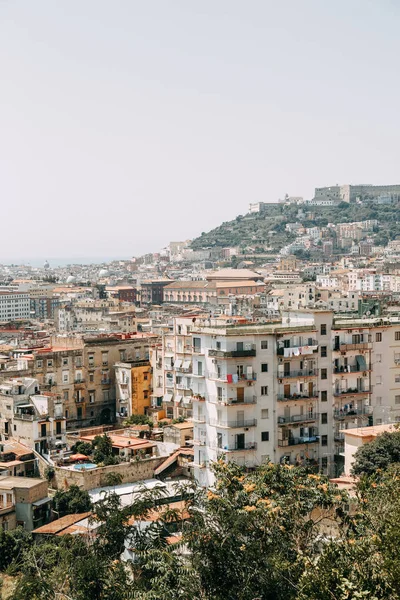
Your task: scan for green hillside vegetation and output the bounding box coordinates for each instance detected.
[191,201,400,251]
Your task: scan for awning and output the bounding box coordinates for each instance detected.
[32,497,52,507]
[163,393,173,403]
[174,395,182,404]
[183,397,192,405]
[174,359,182,369]
[182,360,191,369]
[356,355,367,371]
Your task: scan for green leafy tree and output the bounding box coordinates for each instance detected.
[71,441,94,456]
[124,414,153,427]
[351,429,400,477]
[53,484,92,517]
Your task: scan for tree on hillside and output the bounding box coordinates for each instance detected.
[53,484,92,517]
[71,441,93,456]
[351,429,400,477]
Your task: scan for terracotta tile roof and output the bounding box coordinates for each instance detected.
[33,512,92,535]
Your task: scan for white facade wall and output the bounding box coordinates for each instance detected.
[0,294,30,322]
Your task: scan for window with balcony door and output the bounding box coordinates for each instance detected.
[41,424,46,437]
[63,391,68,401]
[56,421,62,435]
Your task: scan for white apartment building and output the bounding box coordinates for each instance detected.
[0,292,30,322]
[161,317,200,420]
[188,311,400,486]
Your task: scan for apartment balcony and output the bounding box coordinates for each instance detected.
[164,364,174,371]
[101,378,111,385]
[334,432,345,442]
[176,383,192,391]
[333,388,371,397]
[208,346,256,359]
[192,346,205,355]
[192,415,206,423]
[277,340,318,356]
[193,438,207,446]
[74,378,85,384]
[191,394,206,402]
[209,372,257,383]
[277,369,318,379]
[334,366,371,374]
[334,408,372,420]
[213,442,257,452]
[334,342,372,352]
[278,436,319,447]
[208,395,257,406]
[14,413,35,421]
[209,418,257,428]
[278,413,318,426]
[277,393,318,402]
[75,397,85,403]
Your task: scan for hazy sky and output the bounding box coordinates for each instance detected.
[1,1,400,261]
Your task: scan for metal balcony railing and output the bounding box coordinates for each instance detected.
[277,393,318,401]
[278,413,318,425]
[277,369,318,378]
[209,419,257,428]
[278,436,319,447]
[209,372,257,382]
[208,346,256,358]
[333,388,371,397]
[213,442,257,452]
[277,340,318,356]
[334,408,371,419]
[208,395,257,405]
[334,342,372,351]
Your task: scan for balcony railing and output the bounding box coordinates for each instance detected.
[277,394,318,402]
[209,372,257,383]
[278,413,318,425]
[277,340,318,356]
[208,395,257,406]
[14,413,35,421]
[101,378,111,385]
[209,418,257,428]
[334,366,370,374]
[214,442,257,452]
[208,346,256,358]
[334,408,372,419]
[192,346,205,355]
[334,342,372,352]
[192,415,206,423]
[334,388,371,397]
[74,378,85,384]
[278,436,319,447]
[277,369,318,378]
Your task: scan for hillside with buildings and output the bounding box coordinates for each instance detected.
[191,184,400,253]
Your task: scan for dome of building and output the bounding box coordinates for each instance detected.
[99,269,109,278]
[66,275,76,284]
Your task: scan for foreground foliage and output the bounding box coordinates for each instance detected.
[3,461,400,599]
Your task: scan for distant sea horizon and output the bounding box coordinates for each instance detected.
[0,256,129,268]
